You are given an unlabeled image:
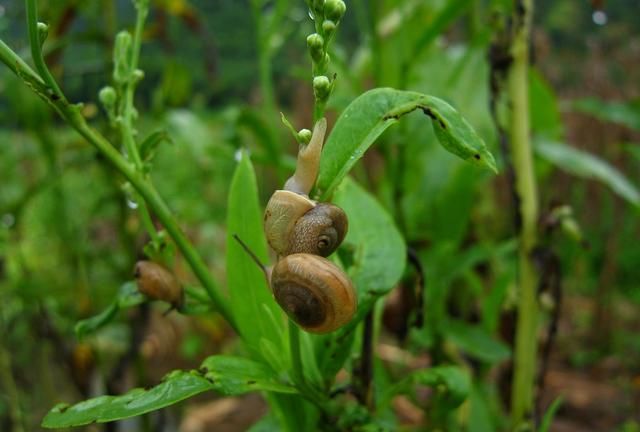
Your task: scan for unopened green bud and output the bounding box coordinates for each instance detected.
[37,22,49,45]
[324,0,346,22]
[312,0,325,17]
[99,86,117,108]
[313,75,331,101]
[113,31,132,83]
[132,69,145,83]
[307,33,325,62]
[322,20,336,37]
[298,128,312,144]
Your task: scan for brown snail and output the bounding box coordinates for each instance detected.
[237,117,356,333]
[234,235,356,334]
[134,260,184,310]
[271,253,356,333]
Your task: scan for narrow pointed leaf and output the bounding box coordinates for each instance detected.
[535,139,640,207]
[316,88,497,199]
[226,151,285,362]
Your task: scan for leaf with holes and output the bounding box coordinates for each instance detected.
[315,87,497,199]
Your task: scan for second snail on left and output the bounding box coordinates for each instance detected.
[242,118,357,334]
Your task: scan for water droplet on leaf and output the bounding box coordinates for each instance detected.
[592,10,607,25]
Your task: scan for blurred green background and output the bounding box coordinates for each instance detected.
[0,0,639,430]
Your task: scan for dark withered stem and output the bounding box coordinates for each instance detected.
[232,234,270,281]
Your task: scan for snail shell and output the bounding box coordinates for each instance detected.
[270,253,356,333]
[264,191,348,257]
[264,190,315,256]
[288,203,348,257]
[134,260,183,309]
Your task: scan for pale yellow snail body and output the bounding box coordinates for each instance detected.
[261,117,356,333]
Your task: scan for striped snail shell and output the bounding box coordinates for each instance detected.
[270,253,356,334]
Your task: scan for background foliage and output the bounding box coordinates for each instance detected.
[0,0,639,431]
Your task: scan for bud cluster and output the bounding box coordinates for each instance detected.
[305,0,346,113]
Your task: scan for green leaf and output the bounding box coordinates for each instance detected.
[226,150,286,363]
[535,139,640,207]
[74,302,118,340]
[139,129,172,162]
[445,319,511,363]
[381,365,470,410]
[316,178,406,376]
[316,88,497,199]
[571,97,640,131]
[74,282,145,339]
[41,356,296,428]
[538,397,563,432]
[530,68,563,139]
[200,356,297,395]
[42,372,210,428]
[117,281,146,308]
[410,0,472,58]
[334,178,406,299]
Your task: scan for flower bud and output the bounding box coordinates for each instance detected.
[313,75,331,101]
[113,31,132,83]
[307,33,325,63]
[37,22,49,45]
[98,86,117,109]
[322,20,336,37]
[312,0,325,16]
[324,0,346,22]
[298,128,312,144]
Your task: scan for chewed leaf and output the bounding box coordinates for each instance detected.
[42,356,296,428]
[316,87,497,199]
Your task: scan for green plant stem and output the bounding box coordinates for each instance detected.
[0,39,236,331]
[25,0,63,98]
[508,0,539,426]
[117,0,160,245]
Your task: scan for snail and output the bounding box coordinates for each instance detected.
[264,118,348,258]
[134,260,184,310]
[235,117,356,333]
[233,235,356,334]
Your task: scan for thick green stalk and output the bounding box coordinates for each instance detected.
[508,0,539,426]
[0,40,236,330]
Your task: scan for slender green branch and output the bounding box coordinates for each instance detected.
[509,0,539,427]
[25,0,63,98]
[0,39,236,331]
[0,39,44,85]
[114,0,160,245]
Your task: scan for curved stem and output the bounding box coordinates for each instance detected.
[25,0,63,98]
